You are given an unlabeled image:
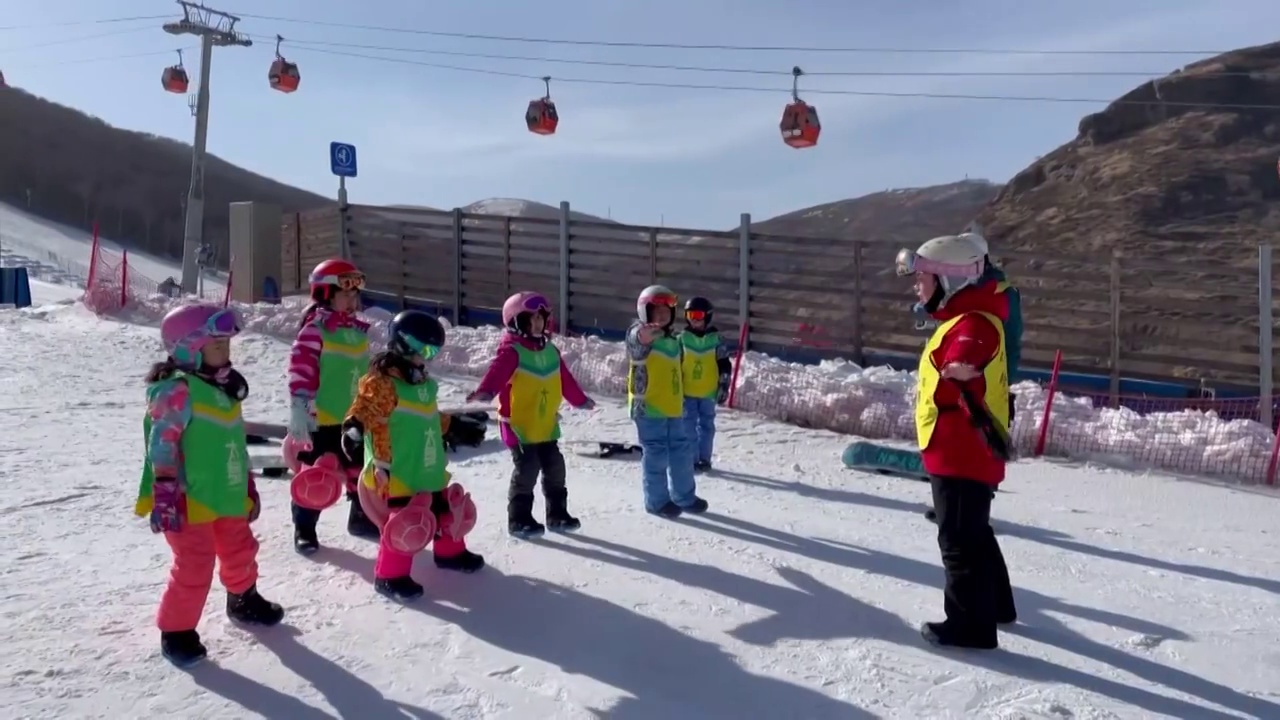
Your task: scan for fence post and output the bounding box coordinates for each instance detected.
[559,201,570,332]
[1260,243,1274,429]
[738,213,751,351]
[451,208,463,326]
[502,216,512,298]
[852,240,864,363]
[648,227,658,284]
[1108,248,1121,407]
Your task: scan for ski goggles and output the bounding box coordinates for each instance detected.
[204,308,242,337]
[519,294,552,315]
[684,309,708,321]
[894,248,983,278]
[646,292,678,307]
[399,333,442,361]
[318,272,366,291]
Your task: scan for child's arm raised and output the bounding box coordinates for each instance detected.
[625,323,658,360]
[146,378,193,479]
[346,373,398,464]
[467,343,519,402]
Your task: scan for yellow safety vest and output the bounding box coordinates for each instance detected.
[915,311,1009,450]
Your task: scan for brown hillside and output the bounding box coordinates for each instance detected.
[752,180,998,242]
[0,86,327,268]
[977,41,1280,264]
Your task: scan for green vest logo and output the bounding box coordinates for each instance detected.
[692,359,704,380]
[214,393,231,410]
[416,386,432,403]
[224,440,245,488]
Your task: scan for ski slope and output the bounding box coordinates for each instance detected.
[1,300,1279,719]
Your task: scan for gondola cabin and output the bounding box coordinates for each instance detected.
[162,65,189,94]
[780,101,820,148]
[269,58,300,93]
[527,97,558,135]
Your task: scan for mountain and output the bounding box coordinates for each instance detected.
[976,41,1280,265]
[751,180,999,243]
[464,198,617,224]
[0,86,326,268]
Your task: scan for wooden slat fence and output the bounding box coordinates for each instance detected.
[283,202,1280,395]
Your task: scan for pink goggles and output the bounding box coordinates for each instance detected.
[895,248,983,278]
[519,294,552,315]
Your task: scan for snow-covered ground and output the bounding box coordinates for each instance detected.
[1,295,1280,718]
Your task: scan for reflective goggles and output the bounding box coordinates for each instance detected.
[684,309,708,321]
[520,296,552,315]
[647,293,678,307]
[319,272,366,291]
[401,333,442,361]
[894,248,983,278]
[205,308,241,337]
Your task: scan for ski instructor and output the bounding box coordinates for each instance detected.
[895,232,1016,650]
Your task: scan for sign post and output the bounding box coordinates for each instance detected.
[329,141,357,260]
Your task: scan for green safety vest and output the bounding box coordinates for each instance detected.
[315,325,370,426]
[679,330,721,400]
[363,375,448,498]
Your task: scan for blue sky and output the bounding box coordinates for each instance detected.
[3,1,1278,228]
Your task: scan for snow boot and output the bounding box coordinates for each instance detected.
[293,525,320,556]
[919,621,997,650]
[693,459,713,473]
[924,509,938,524]
[375,575,424,602]
[507,494,545,538]
[679,496,709,514]
[434,548,486,573]
[160,629,207,667]
[648,501,683,519]
[545,490,580,532]
[347,493,381,539]
[226,585,284,627]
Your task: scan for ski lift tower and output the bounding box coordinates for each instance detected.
[163,2,252,295]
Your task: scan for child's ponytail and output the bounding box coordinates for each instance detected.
[144,357,180,383]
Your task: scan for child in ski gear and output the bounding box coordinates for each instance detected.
[678,296,732,472]
[287,258,375,555]
[897,234,1015,650]
[626,285,708,518]
[342,310,485,601]
[467,291,595,537]
[137,304,284,666]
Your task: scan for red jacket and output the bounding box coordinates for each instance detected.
[920,280,1010,486]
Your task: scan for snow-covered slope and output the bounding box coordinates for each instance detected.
[1,301,1279,718]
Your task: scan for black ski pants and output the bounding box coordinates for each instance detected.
[930,474,1015,639]
[291,424,363,529]
[508,441,568,517]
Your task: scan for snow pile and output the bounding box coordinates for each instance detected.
[114,292,1278,484]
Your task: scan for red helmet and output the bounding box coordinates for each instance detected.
[309,258,364,303]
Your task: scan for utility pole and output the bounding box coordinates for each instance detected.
[163,2,251,294]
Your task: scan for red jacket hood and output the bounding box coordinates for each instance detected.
[930,279,1009,324]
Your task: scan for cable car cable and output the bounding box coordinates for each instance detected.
[227,11,1234,57]
[242,33,1271,80]
[0,24,158,53]
[0,14,171,31]
[287,45,1280,111]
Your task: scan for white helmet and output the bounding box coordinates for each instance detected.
[959,229,989,257]
[895,234,985,308]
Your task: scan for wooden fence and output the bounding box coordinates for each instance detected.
[279,202,1280,402]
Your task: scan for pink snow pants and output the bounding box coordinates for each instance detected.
[157,517,259,632]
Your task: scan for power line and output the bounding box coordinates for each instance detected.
[232,11,1232,56]
[0,15,171,31]
[253,33,1260,80]
[0,24,158,53]
[289,45,1280,111]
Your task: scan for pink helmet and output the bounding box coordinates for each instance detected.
[160,303,241,367]
[501,291,551,333]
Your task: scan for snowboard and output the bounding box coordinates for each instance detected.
[842,441,928,482]
[564,440,642,459]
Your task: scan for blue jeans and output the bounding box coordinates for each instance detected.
[682,397,717,463]
[634,416,698,512]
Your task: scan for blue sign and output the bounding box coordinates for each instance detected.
[329,142,358,178]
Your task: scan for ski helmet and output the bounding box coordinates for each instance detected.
[502,291,552,336]
[309,258,365,303]
[386,310,446,360]
[894,234,985,311]
[636,284,677,326]
[160,303,241,368]
[683,296,713,325]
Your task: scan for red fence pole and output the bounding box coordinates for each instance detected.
[223,270,233,308]
[1266,416,1280,486]
[1033,349,1064,457]
[120,249,129,309]
[727,320,750,409]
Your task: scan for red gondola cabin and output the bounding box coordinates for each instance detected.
[162,65,189,94]
[269,58,300,93]
[780,101,820,148]
[527,76,559,135]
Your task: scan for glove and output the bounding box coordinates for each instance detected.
[288,396,314,448]
[373,460,391,497]
[578,397,596,411]
[341,419,364,463]
[150,478,186,533]
[716,374,731,405]
[247,472,261,523]
[466,390,495,404]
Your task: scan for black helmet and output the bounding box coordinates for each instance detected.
[387,310,446,358]
[684,296,714,323]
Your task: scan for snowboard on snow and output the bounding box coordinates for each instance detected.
[842,441,928,482]
[564,440,643,459]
